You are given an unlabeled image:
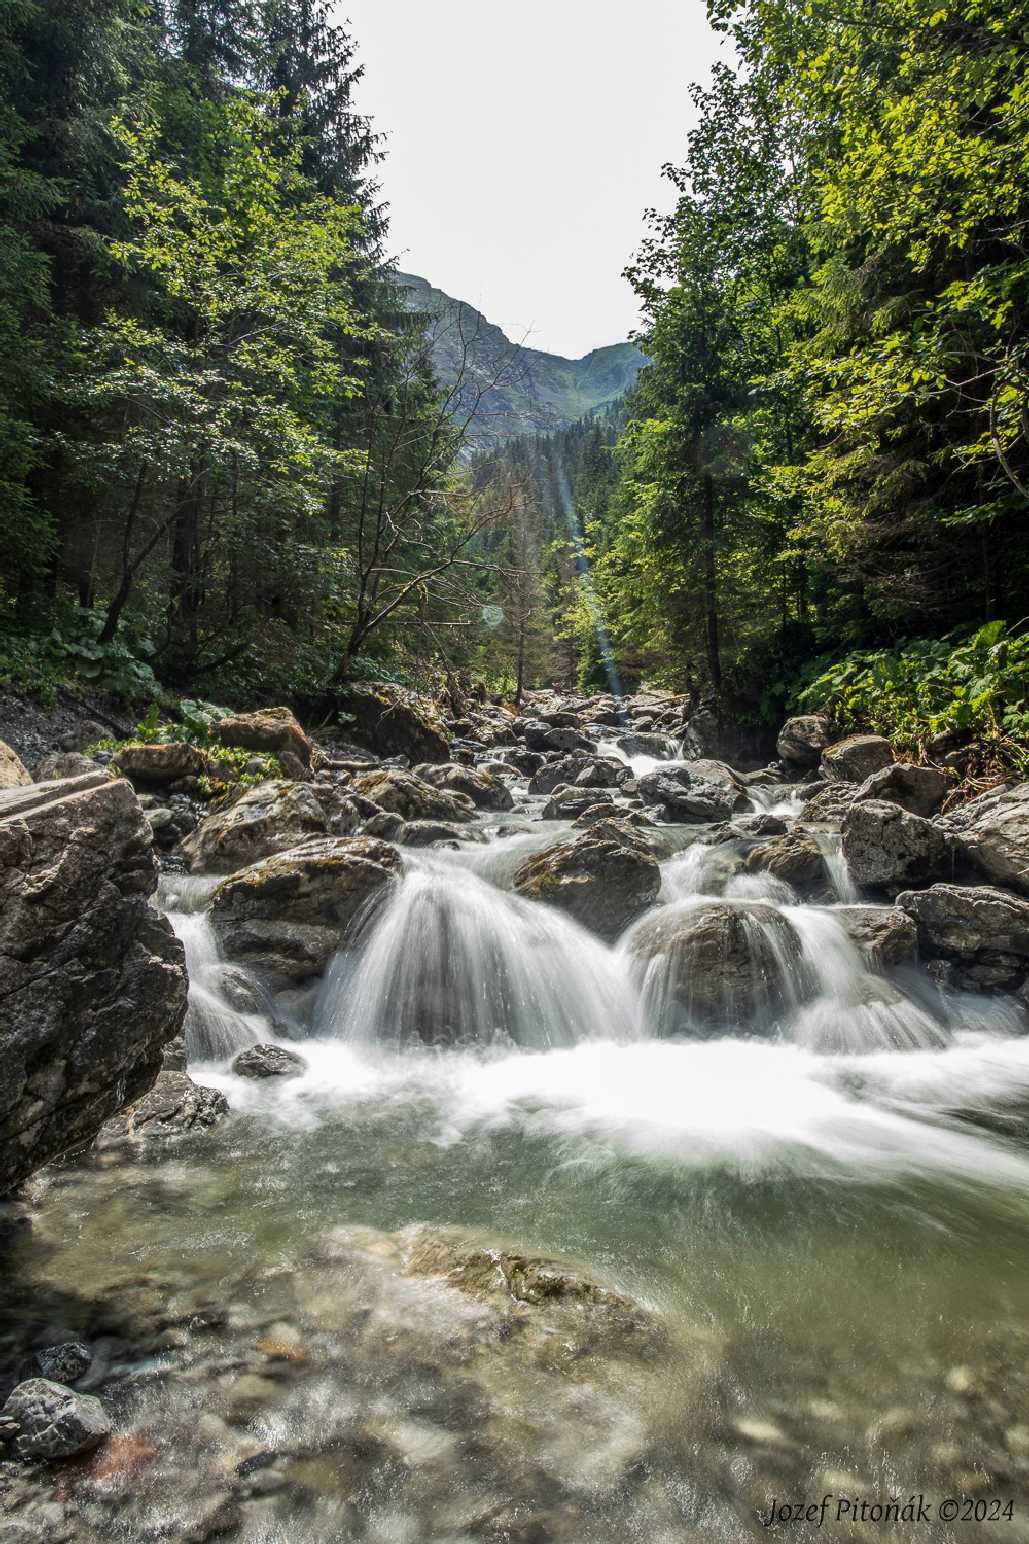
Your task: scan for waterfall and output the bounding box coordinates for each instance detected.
[158,872,265,1063]
[314,857,642,1050]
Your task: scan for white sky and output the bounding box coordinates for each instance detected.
[337,1,726,359]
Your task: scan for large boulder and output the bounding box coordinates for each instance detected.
[528,753,599,795]
[853,761,951,819]
[821,733,894,783]
[835,905,918,968]
[541,786,617,821]
[681,758,748,794]
[1,1379,111,1460]
[742,830,830,896]
[897,883,1029,992]
[513,823,660,941]
[0,738,32,790]
[637,767,740,824]
[412,761,514,812]
[115,741,207,784]
[336,682,450,763]
[776,714,833,768]
[180,779,361,872]
[0,774,188,1193]
[216,706,316,780]
[937,783,1029,896]
[841,799,950,891]
[627,900,809,1032]
[350,767,475,823]
[210,836,401,980]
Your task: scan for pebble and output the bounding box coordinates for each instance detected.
[732,1416,795,1449]
[946,1364,985,1399]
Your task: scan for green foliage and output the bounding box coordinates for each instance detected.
[0,614,160,701]
[798,622,1029,769]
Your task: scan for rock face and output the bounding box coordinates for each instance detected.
[821,733,894,783]
[841,799,950,890]
[854,761,951,819]
[627,901,808,1030]
[350,768,475,824]
[1,1379,111,1460]
[743,830,830,895]
[777,715,833,768]
[937,783,1029,896]
[209,836,401,981]
[180,779,361,872]
[1,738,33,789]
[94,1069,229,1151]
[216,706,315,780]
[336,682,450,763]
[513,824,660,941]
[897,883,1029,992]
[0,774,188,1193]
[835,905,918,968]
[412,762,514,812]
[115,741,207,784]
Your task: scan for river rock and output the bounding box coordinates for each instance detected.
[682,758,748,793]
[0,738,32,789]
[528,753,597,794]
[575,759,625,789]
[402,819,483,847]
[180,779,362,872]
[637,768,740,823]
[835,905,918,967]
[897,883,1029,992]
[22,1342,92,1385]
[777,714,833,768]
[627,900,809,1030]
[216,706,316,780]
[513,825,660,941]
[350,767,475,823]
[937,782,1029,896]
[854,761,951,818]
[2,1379,111,1460]
[801,783,857,825]
[680,706,725,760]
[842,799,950,890]
[821,733,894,783]
[541,786,617,820]
[616,731,680,760]
[336,682,450,763]
[115,741,207,784]
[0,774,187,1193]
[210,837,401,976]
[412,762,514,812]
[33,751,100,783]
[742,830,830,895]
[94,1069,228,1151]
[232,1043,307,1079]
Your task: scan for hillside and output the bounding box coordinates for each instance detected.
[396,272,647,444]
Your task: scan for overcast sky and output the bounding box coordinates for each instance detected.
[337,1,726,359]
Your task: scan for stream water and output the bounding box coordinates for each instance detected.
[5,763,1029,1542]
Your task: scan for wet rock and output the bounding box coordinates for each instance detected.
[181,779,362,872]
[94,1070,228,1151]
[528,753,598,794]
[541,786,617,821]
[33,752,100,783]
[574,804,655,831]
[0,774,187,1192]
[402,819,482,847]
[680,706,725,760]
[743,830,830,895]
[411,762,514,812]
[513,824,660,941]
[2,1379,111,1460]
[937,782,1029,896]
[216,706,316,781]
[615,731,680,760]
[835,905,918,967]
[842,799,950,890]
[210,836,401,973]
[821,733,894,783]
[575,760,625,790]
[231,1044,307,1079]
[499,747,543,778]
[731,812,788,838]
[897,883,1029,992]
[801,782,858,825]
[636,768,740,823]
[854,761,951,818]
[681,758,748,793]
[361,809,406,842]
[0,738,33,789]
[776,714,833,768]
[627,900,809,1030]
[350,767,475,824]
[115,741,207,784]
[335,682,450,763]
[22,1343,91,1386]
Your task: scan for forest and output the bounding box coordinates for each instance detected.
[1,0,1028,762]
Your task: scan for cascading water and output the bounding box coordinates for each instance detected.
[315,855,643,1050]
[158,872,265,1061]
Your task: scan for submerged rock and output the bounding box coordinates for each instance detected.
[216,706,316,780]
[232,1043,307,1079]
[821,733,894,783]
[842,799,950,890]
[627,900,810,1031]
[513,824,660,941]
[181,778,361,872]
[94,1070,228,1152]
[350,767,475,824]
[0,774,187,1193]
[777,714,833,768]
[2,1378,111,1460]
[937,782,1029,896]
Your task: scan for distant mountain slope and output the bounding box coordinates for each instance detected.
[396,272,647,445]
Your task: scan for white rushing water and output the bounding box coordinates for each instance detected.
[159,872,264,1061]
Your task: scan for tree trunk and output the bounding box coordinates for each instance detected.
[701,473,721,692]
[167,471,203,679]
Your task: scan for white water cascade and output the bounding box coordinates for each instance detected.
[158,873,264,1061]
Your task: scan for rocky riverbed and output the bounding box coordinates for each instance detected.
[4,687,1029,1540]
